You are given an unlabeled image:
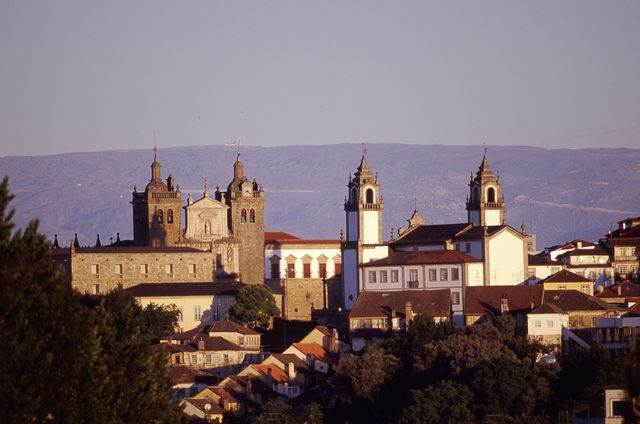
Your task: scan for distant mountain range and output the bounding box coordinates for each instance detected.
[1,143,639,251]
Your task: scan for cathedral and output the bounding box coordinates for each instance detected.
[341,152,530,310]
[57,151,266,294]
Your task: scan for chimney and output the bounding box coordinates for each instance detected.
[577,241,582,248]
[198,339,205,350]
[500,294,509,314]
[618,285,622,296]
[331,328,339,353]
[405,301,413,331]
[287,362,296,379]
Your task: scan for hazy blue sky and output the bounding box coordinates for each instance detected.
[1,1,639,157]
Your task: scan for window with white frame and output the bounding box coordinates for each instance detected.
[581,284,590,294]
[194,306,202,321]
[165,264,174,275]
[92,284,99,295]
[429,269,437,281]
[451,268,459,281]
[451,291,460,305]
[178,306,183,322]
[409,269,418,282]
[440,268,448,281]
[380,270,388,283]
[547,321,554,327]
[90,264,99,275]
[369,271,376,283]
[114,264,123,275]
[535,320,542,327]
[188,264,196,274]
[391,270,399,282]
[212,305,219,321]
[140,264,148,275]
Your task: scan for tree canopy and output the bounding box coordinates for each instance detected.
[0,176,185,423]
[229,284,280,331]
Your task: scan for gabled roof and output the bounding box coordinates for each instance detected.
[464,285,544,317]
[203,386,243,404]
[390,223,471,245]
[183,397,225,415]
[253,365,293,384]
[596,281,640,298]
[268,353,310,371]
[362,250,480,267]
[529,303,566,315]
[540,269,592,284]
[454,224,517,240]
[126,282,245,297]
[153,342,196,354]
[290,343,336,365]
[193,336,245,351]
[559,239,594,250]
[168,365,218,385]
[620,225,640,239]
[350,289,450,319]
[544,290,614,312]
[209,320,260,335]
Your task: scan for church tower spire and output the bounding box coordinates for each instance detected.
[466,154,505,227]
[342,149,385,309]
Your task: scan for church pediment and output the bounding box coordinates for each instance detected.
[186,196,229,211]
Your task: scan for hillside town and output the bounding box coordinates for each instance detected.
[35,148,640,423]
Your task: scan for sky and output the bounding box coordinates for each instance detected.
[1,1,639,157]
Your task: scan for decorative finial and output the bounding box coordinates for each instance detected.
[339,229,344,242]
[414,197,418,212]
[116,232,120,242]
[203,180,209,197]
[483,142,487,155]
[362,143,367,156]
[133,185,137,192]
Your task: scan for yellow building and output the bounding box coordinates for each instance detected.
[539,269,594,296]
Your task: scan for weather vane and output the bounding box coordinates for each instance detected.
[362,143,366,156]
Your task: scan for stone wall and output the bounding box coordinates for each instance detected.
[267,276,342,321]
[70,249,214,294]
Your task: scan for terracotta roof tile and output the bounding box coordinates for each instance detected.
[168,365,218,385]
[596,281,640,298]
[209,320,260,335]
[350,289,450,319]
[253,365,291,384]
[290,343,336,365]
[391,223,471,245]
[464,285,544,317]
[541,269,592,283]
[126,282,245,297]
[529,303,566,314]
[544,290,613,312]
[528,254,557,266]
[362,250,480,267]
[264,231,301,241]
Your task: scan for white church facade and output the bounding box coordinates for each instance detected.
[341,153,530,311]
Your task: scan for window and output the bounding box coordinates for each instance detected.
[92,284,99,295]
[409,269,418,282]
[212,305,219,321]
[581,284,590,294]
[429,269,437,281]
[91,264,99,275]
[535,320,542,328]
[452,292,460,305]
[157,209,163,223]
[465,243,471,252]
[114,264,123,275]
[334,262,341,275]
[440,268,448,281]
[167,209,173,224]
[303,263,311,278]
[287,263,295,278]
[380,271,388,283]
[451,268,459,281]
[241,209,247,222]
[271,260,280,279]
[528,268,535,279]
[250,209,255,223]
[165,264,173,275]
[369,271,377,283]
[191,354,197,363]
[178,307,183,322]
[391,270,399,282]
[366,188,374,203]
[194,306,202,321]
[558,284,566,290]
[223,354,229,363]
[205,354,212,364]
[319,263,327,278]
[188,264,196,274]
[140,264,148,275]
[547,321,554,327]
[487,187,496,203]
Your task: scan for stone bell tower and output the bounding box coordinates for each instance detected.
[221,154,265,285]
[132,149,183,246]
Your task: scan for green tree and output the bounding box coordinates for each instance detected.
[229,284,280,331]
[139,302,180,342]
[0,176,185,423]
[400,380,473,424]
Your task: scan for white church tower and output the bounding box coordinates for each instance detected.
[342,152,388,309]
[466,154,505,227]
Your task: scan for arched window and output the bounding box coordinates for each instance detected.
[487,187,496,203]
[167,209,173,224]
[250,209,255,223]
[157,210,163,223]
[366,188,374,204]
[241,209,247,222]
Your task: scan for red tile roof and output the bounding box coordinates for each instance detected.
[183,397,225,415]
[168,365,218,385]
[209,320,260,335]
[290,343,336,365]
[540,269,592,284]
[362,250,480,267]
[544,290,614,312]
[529,303,566,315]
[126,282,245,297]
[264,231,301,241]
[350,289,450,319]
[253,365,291,384]
[193,336,245,351]
[596,281,640,298]
[391,223,470,245]
[464,285,544,317]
